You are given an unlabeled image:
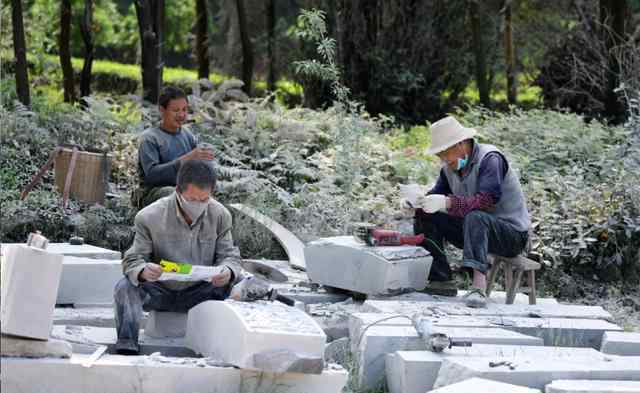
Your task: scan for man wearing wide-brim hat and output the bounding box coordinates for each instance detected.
[401,116,531,308]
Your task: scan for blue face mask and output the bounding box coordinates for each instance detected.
[456,155,468,171]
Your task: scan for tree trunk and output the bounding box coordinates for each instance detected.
[10,0,30,106]
[79,0,94,98]
[266,0,276,92]
[135,0,165,104]
[600,0,628,122]
[59,0,75,103]
[469,0,490,107]
[336,0,378,106]
[235,0,253,95]
[195,0,210,79]
[503,0,516,105]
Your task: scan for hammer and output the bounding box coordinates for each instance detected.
[230,276,296,306]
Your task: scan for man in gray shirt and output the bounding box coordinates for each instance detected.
[115,160,243,355]
[133,86,214,209]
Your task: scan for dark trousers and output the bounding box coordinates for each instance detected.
[132,186,175,210]
[113,278,230,346]
[414,210,528,282]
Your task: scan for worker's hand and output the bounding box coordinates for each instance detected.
[398,197,416,218]
[399,197,415,210]
[140,263,163,282]
[211,266,232,287]
[180,147,214,162]
[418,194,448,214]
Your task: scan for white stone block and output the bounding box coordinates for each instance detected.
[385,345,604,393]
[350,313,622,350]
[1,334,72,358]
[601,331,640,356]
[363,299,613,320]
[57,257,122,305]
[460,290,558,306]
[53,306,122,328]
[1,242,120,260]
[0,354,349,393]
[144,312,187,338]
[1,245,64,340]
[434,356,640,389]
[51,325,189,356]
[546,380,640,393]
[429,377,541,393]
[356,324,543,391]
[304,236,432,295]
[371,290,559,306]
[186,300,326,372]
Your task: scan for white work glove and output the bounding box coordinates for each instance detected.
[399,197,415,210]
[398,198,416,218]
[417,194,448,214]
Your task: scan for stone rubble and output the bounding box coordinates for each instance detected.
[3,241,637,393]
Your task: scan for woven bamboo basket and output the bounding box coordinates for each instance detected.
[54,148,112,204]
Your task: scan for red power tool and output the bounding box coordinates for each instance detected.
[353,223,425,247]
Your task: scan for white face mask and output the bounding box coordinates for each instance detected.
[178,192,208,221]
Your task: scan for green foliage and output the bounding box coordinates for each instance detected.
[0,88,137,245]
[2,63,638,290]
[385,125,439,184]
[21,0,193,62]
[293,8,367,200]
[293,9,350,105]
[461,73,543,108]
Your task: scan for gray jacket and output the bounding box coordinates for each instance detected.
[122,192,244,291]
[442,142,531,232]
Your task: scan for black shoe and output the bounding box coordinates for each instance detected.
[115,340,140,355]
[421,280,458,297]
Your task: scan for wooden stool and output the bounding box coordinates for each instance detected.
[486,254,541,305]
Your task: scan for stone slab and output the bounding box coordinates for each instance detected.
[601,332,640,356]
[56,256,122,306]
[307,300,365,341]
[371,290,559,306]
[386,345,604,393]
[363,299,613,320]
[428,377,541,393]
[252,260,350,304]
[356,324,543,391]
[325,337,350,366]
[186,300,326,372]
[545,380,640,393]
[1,242,121,260]
[230,203,307,270]
[144,312,187,338]
[434,356,640,389]
[0,354,348,393]
[305,236,432,295]
[350,313,622,350]
[50,325,192,356]
[1,334,72,358]
[53,306,125,328]
[1,245,64,339]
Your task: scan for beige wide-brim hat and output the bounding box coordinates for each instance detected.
[426,116,477,155]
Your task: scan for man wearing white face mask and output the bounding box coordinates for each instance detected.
[114,160,243,355]
[401,116,531,308]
